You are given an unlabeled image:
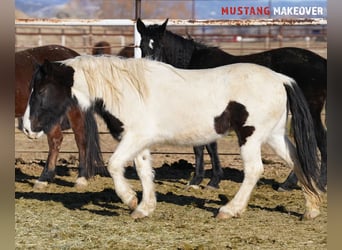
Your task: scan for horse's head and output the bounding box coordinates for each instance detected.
[137,18,168,61]
[23,59,75,139]
[92,41,111,55]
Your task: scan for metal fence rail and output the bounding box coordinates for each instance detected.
[15,18,327,57]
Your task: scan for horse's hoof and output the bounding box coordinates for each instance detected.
[216,211,233,220]
[206,184,219,190]
[131,211,147,219]
[75,177,88,189]
[302,210,320,220]
[128,197,138,210]
[131,210,148,219]
[33,180,48,189]
[274,183,300,192]
[186,184,200,190]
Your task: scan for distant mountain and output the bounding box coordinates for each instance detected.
[15,0,69,17]
[15,9,31,19]
[15,0,102,18]
[14,0,191,19]
[15,0,69,14]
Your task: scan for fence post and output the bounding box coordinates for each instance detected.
[134,22,141,58]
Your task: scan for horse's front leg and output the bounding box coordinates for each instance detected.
[107,133,150,215]
[131,149,156,219]
[34,124,63,189]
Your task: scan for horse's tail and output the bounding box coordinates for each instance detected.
[84,109,107,177]
[283,80,326,195]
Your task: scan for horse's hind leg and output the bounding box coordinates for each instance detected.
[34,124,63,189]
[266,134,321,219]
[278,106,327,191]
[131,149,156,219]
[276,171,299,191]
[206,142,223,189]
[312,112,327,186]
[217,140,263,219]
[188,145,205,187]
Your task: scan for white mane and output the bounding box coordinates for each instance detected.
[62,55,150,111]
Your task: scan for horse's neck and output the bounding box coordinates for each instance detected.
[163,31,195,68]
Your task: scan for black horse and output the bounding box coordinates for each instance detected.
[137,18,327,190]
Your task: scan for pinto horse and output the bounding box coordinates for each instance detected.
[16,45,104,188]
[24,55,325,220]
[137,18,327,191]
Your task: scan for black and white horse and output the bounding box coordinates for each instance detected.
[137,18,327,191]
[23,55,324,219]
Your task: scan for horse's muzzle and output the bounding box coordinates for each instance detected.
[23,126,44,139]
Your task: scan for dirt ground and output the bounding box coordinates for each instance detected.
[15,131,327,250]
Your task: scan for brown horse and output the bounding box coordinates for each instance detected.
[92,41,111,55]
[16,45,104,189]
[117,44,134,58]
[92,41,134,58]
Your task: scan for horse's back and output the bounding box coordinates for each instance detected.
[147,62,290,118]
[26,45,80,62]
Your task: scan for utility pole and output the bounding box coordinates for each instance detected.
[134,0,142,58]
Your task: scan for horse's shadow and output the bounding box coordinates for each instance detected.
[15,162,80,188]
[15,188,122,216]
[152,159,284,189]
[151,159,244,183]
[15,159,301,218]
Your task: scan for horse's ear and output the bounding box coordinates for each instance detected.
[160,18,169,33]
[41,59,52,74]
[58,64,75,88]
[33,61,41,72]
[136,18,146,34]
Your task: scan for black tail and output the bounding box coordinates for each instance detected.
[284,82,326,194]
[84,109,107,177]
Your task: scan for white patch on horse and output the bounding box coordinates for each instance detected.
[22,99,44,139]
[149,39,154,50]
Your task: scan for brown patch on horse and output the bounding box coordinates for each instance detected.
[214,101,255,146]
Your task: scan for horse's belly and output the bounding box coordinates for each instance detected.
[150,111,223,146]
[161,127,222,146]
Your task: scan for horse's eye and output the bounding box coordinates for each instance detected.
[38,86,47,95]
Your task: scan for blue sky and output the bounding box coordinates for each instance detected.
[16,0,327,19]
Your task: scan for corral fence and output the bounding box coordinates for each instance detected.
[15,18,327,161]
[15,18,327,57]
